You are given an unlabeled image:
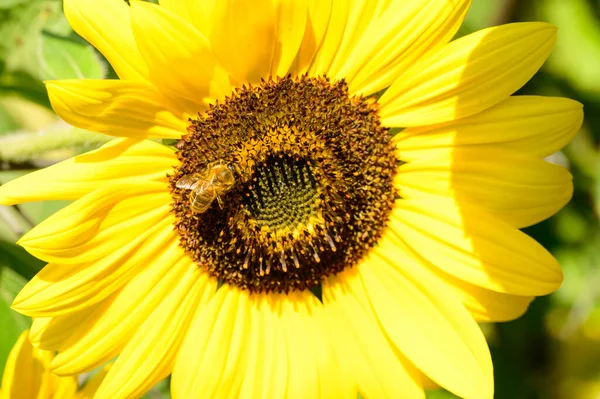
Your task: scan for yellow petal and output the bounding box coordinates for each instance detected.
[323,269,424,399]
[436,269,534,322]
[13,217,177,318]
[46,80,190,139]
[46,248,202,376]
[379,23,557,126]
[381,234,534,322]
[30,314,80,352]
[389,199,563,295]
[293,293,352,399]
[236,295,285,399]
[333,0,471,96]
[0,139,176,205]
[208,0,306,84]
[359,242,494,399]
[29,318,51,348]
[280,291,350,399]
[271,0,308,77]
[39,301,121,373]
[172,286,245,399]
[308,0,393,76]
[63,0,149,81]
[288,0,332,76]
[1,331,43,399]
[17,181,171,264]
[396,148,573,228]
[395,96,584,160]
[130,2,230,104]
[0,334,79,399]
[30,306,99,352]
[94,269,213,399]
[158,0,214,35]
[322,0,392,79]
[306,0,351,76]
[75,363,111,399]
[51,373,78,398]
[173,287,344,399]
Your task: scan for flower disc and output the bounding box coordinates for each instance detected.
[170,76,397,293]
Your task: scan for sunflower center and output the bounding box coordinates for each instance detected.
[246,155,319,231]
[169,76,397,293]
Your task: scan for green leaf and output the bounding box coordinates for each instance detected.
[0,207,21,242]
[426,389,460,399]
[19,199,71,225]
[554,205,589,245]
[0,70,49,108]
[38,1,72,37]
[0,190,47,281]
[453,0,504,39]
[537,0,600,95]
[40,33,106,80]
[0,102,20,133]
[0,1,105,81]
[0,266,31,377]
[463,0,504,30]
[0,1,48,78]
[0,170,28,184]
[0,0,30,10]
[0,95,57,135]
[0,241,45,281]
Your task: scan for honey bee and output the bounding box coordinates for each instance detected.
[176,161,235,214]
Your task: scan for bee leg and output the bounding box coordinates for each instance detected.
[216,195,224,209]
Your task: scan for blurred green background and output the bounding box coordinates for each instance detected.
[0,0,599,398]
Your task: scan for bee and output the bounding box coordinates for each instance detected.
[176,161,235,214]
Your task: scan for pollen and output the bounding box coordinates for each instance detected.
[169,75,397,293]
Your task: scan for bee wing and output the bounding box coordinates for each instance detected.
[176,174,201,189]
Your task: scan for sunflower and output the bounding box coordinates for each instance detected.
[0,0,583,398]
[0,330,107,399]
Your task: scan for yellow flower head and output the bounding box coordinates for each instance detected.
[0,1,583,398]
[0,330,107,399]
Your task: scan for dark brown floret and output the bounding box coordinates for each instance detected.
[169,75,397,293]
